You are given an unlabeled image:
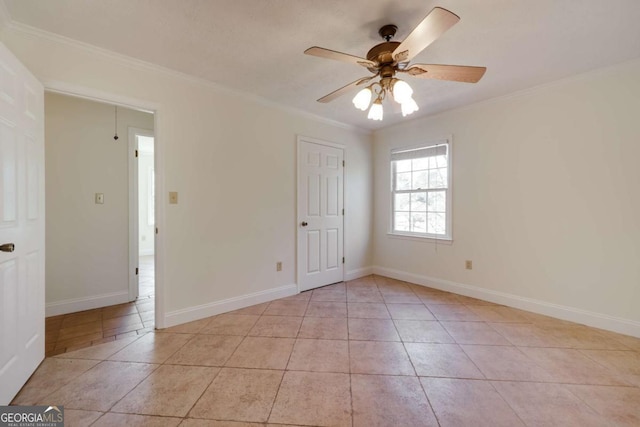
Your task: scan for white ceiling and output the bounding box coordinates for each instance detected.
[4,0,640,131]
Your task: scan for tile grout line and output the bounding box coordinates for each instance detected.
[182,357,225,420]
[265,327,297,424]
[484,379,528,426]
[388,289,444,426]
[346,283,355,427]
[30,274,640,425]
[47,300,155,355]
[100,333,201,418]
[100,361,161,413]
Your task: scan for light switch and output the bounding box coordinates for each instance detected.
[95,193,104,204]
[169,191,178,204]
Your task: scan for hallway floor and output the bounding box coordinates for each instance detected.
[44,256,155,356]
[17,275,640,426]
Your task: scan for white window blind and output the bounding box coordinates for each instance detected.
[390,144,447,162]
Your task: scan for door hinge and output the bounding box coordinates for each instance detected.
[342,208,344,215]
[135,149,139,158]
[342,160,345,167]
[155,227,158,235]
[342,257,345,264]
[135,267,139,275]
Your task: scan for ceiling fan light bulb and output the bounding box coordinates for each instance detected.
[401,97,419,117]
[352,88,372,111]
[393,80,413,104]
[368,101,384,121]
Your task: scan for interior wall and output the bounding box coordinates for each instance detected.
[45,92,154,314]
[1,29,373,325]
[373,59,640,333]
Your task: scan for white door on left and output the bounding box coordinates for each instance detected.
[0,42,45,405]
[297,138,344,291]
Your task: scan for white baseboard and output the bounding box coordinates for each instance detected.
[373,266,640,338]
[163,284,298,328]
[345,266,374,281]
[46,291,130,317]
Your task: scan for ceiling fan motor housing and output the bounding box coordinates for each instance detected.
[366,41,400,64]
[366,41,401,75]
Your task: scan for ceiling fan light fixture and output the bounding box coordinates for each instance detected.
[368,98,384,121]
[392,79,413,104]
[352,87,372,111]
[401,97,419,117]
[305,7,485,122]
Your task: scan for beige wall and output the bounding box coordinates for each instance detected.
[17,23,638,335]
[1,28,373,325]
[373,59,640,334]
[45,92,153,314]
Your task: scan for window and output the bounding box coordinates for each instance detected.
[390,139,452,240]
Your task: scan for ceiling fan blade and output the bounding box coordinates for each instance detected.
[317,77,372,103]
[403,64,486,83]
[392,7,460,63]
[305,46,377,69]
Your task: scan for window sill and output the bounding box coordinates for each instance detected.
[386,232,453,245]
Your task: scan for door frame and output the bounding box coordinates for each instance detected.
[128,127,154,302]
[43,81,167,328]
[296,135,346,292]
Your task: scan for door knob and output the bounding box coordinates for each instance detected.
[0,243,15,253]
[301,221,308,227]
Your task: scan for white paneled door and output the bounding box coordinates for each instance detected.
[297,138,344,292]
[0,43,45,404]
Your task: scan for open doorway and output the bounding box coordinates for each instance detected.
[129,129,155,313]
[44,92,156,355]
[138,135,155,299]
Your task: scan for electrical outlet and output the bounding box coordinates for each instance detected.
[276,262,282,272]
[95,193,104,204]
[465,260,473,270]
[169,191,178,204]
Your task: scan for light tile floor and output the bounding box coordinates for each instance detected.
[14,275,640,426]
[45,256,155,356]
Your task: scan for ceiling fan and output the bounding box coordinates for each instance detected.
[304,7,486,120]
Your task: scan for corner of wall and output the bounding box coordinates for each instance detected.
[373,266,640,339]
[162,283,297,328]
[345,267,374,282]
[46,291,130,317]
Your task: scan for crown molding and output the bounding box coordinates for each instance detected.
[6,20,371,136]
[377,56,640,134]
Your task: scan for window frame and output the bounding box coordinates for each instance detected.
[389,137,453,241]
